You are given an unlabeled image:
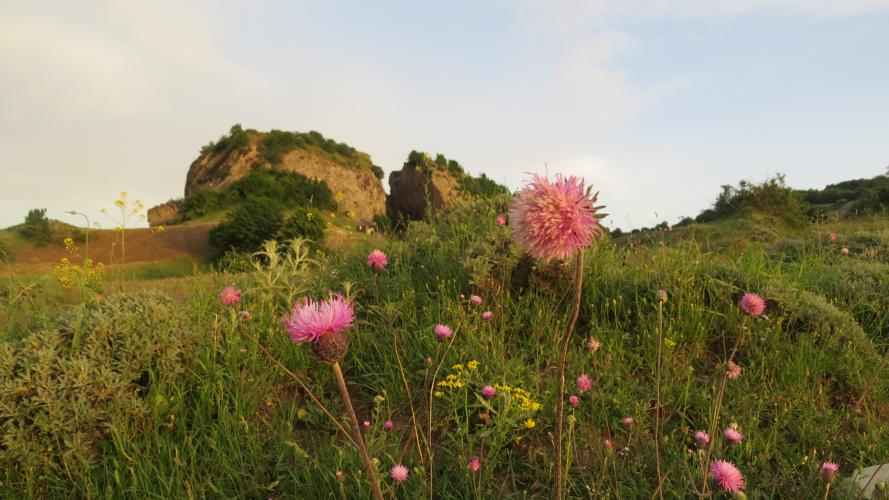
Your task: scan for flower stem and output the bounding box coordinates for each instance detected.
[554,250,585,500]
[654,299,665,499]
[331,361,384,500]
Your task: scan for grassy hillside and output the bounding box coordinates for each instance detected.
[1,190,886,498]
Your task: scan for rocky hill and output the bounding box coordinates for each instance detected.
[149,126,387,225]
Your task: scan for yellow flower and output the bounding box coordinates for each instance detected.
[665,338,677,348]
[63,237,74,249]
[433,391,443,398]
[450,364,464,372]
[467,360,480,371]
[524,419,536,429]
[347,210,356,219]
[306,212,314,220]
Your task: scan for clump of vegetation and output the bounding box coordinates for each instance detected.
[200,124,251,155]
[459,172,510,198]
[257,129,371,170]
[208,196,327,254]
[695,174,808,225]
[18,208,53,246]
[0,241,8,264]
[405,150,464,178]
[799,173,889,217]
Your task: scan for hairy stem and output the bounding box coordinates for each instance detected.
[655,299,665,499]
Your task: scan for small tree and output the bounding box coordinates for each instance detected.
[209,197,285,253]
[20,209,53,246]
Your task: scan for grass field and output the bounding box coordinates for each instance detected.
[1,195,887,498]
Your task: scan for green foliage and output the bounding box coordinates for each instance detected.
[180,189,224,219]
[280,207,325,244]
[405,150,464,177]
[696,174,808,225]
[371,164,385,180]
[459,172,510,198]
[200,124,250,155]
[0,291,198,495]
[257,129,370,170]
[0,241,7,264]
[372,213,392,234]
[19,208,53,246]
[208,197,285,253]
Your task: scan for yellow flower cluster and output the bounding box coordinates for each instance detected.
[54,239,104,290]
[493,383,542,412]
[437,360,480,390]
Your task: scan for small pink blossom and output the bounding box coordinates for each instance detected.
[220,286,241,306]
[709,460,745,493]
[335,470,344,480]
[726,361,742,380]
[694,431,710,448]
[603,439,613,448]
[470,294,483,306]
[622,417,634,426]
[367,249,388,272]
[239,310,251,319]
[496,214,506,225]
[469,457,481,472]
[434,324,453,341]
[384,420,394,430]
[828,232,838,241]
[841,247,850,255]
[821,461,839,482]
[740,292,766,317]
[482,385,496,399]
[568,395,579,406]
[723,427,743,443]
[363,420,371,429]
[481,311,493,321]
[390,464,409,482]
[576,374,592,393]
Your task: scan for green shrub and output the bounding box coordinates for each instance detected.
[371,165,385,180]
[459,173,509,198]
[180,189,224,219]
[18,208,53,246]
[0,241,7,264]
[280,207,326,244]
[200,124,250,155]
[0,291,198,493]
[208,197,285,253]
[696,174,808,225]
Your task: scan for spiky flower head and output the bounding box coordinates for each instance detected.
[821,461,839,482]
[622,417,635,426]
[481,311,493,321]
[469,457,481,472]
[496,214,506,225]
[284,294,355,344]
[657,289,668,303]
[385,420,394,430]
[576,373,592,393]
[509,173,604,262]
[828,232,838,241]
[390,464,409,482]
[694,431,711,448]
[220,286,241,306]
[568,395,580,406]
[469,294,483,306]
[841,247,850,255]
[434,324,453,341]
[239,310,251,319]
[482,385,496,399]
[710,460,745,493]
[726,361,742,380]
[740,292,766,317]
[367,249,388,272]
[723,426,744,443]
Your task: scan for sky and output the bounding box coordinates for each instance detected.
[1,0,887,230]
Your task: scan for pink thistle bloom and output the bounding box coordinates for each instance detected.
[622,417,634,426]
[335,470,344,480]
[470,294,483,306]
[384,420,394,430]
[603,439,613,448]
[481,311,493,321]
[709,460,745,493]
[469,457,481,472]
[740,292,766,317]
[726,361,742,380]
[828,232,838,241]
[568,395,580,406]
[363,420,371,429]
[509,173,604,262]
[576,374,593,393]
[284,294,355,344]
[220,286,241,306]
[390,464,409,482]
[434,324,453,341]
[841,247,850,255]
[723,427,743,443]
[496,214,506,225]
[694,431,710,448]
[239,310,251,319]
[367,249,388,272]
[821,461,839,482]
[482,385,496,399]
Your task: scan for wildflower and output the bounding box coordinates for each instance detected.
[821,461,839,483]
[481,311,493,321]
[335,470,344,480]
[284,294,354,344]
[576,374,592,393]
[603,439,613,448]
[828,232,838,241]
[841,247,850,255]
[508,173,604,262]
[434,391,443,398]
[568,395,579,406]
[524,418,536,429]
[239,310,251,320]
[739,292,765,317]
[657,289,668,303]
[723,427,743,443]
[460,294,465,300]
[470,294,483,306]
[664,338,677,348]
[434,324,453,341]
[220,286,241,306]
[363,420,371,429]
[587,338,601,353]
[384,420,394,430]
[709,460,745,493]
[482,385,496,399]
[467,360,479,370]
[726,361,742,380]
[367,249,388,272]
[373,395,385,405]
[622,417,634,426]
[694,431,710,448]
[390,464,409,482]
[469,457,481,472]
[496,214,506,225]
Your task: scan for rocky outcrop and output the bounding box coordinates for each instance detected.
[387,164,461,224]
[171,131,386,223]
[147,200,182,227]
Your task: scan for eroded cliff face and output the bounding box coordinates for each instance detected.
[147,200,182,227]
[178,133,386,223]
[386,165,461,223]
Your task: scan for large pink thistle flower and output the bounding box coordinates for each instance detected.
[367,249,388,272]
[509,173,604,262]
[709,460,745,493]
[390,464,409,482]
[740,292,766,317]
[576,373,592,393]
[283,294,355,343]
[220,286,241,306]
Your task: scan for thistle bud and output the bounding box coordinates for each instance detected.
[657,289,668,303]
[311,331,350,364]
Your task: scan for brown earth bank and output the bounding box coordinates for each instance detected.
[8,224,215,266]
